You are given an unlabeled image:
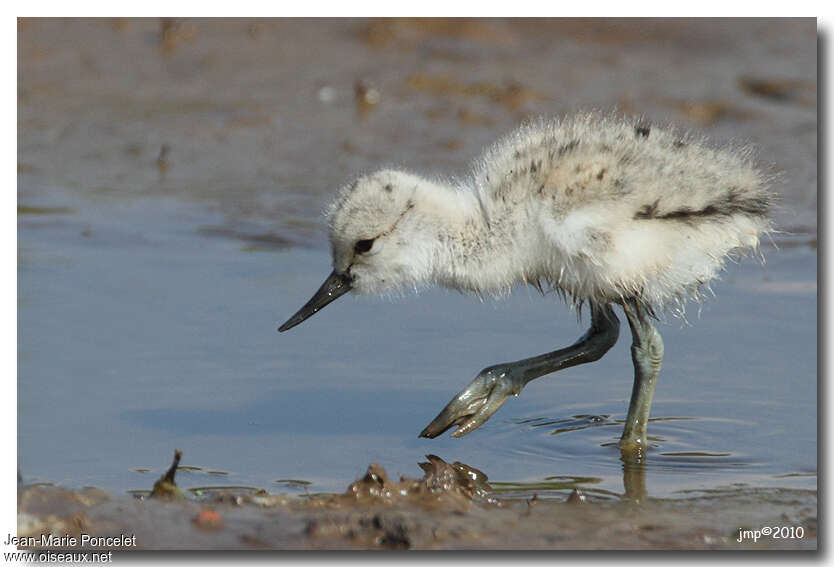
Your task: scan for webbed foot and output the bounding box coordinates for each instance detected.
[419,366,521,438]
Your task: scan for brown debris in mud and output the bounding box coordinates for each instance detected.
[738,76,815,106]
[670,100,758,126]
[193,508,223,530]
[299,456,502,549]
[17,454,817,550]
[406,73,537,111]
[566,489,588,505]
[357,18,511,49]
[354,80,381,118]
[17,205,73,215]
[159,18,198,54]
[150,450,186,500]
[309,455,498,512]
[457,106,495,127]
[156,144,170,182]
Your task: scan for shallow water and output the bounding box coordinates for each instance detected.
[18,196,816,499]
[18,18,816,504]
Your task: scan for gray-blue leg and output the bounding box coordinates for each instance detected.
[420,302,620,438]
[618,298,664,459]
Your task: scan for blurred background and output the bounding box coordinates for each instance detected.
[19,18,816,237]
[18,19,817,499]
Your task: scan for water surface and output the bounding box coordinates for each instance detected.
[18,197,816,499]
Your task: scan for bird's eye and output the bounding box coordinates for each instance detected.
[354,239,375,254]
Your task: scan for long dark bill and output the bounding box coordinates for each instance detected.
[278,270,353,332]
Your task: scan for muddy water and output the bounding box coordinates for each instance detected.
[18,19,816,511]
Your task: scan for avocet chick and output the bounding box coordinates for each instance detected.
[279,113,772,457]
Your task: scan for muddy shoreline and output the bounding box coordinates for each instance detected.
[18,455,817,550]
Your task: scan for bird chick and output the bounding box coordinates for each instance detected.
[280,113,772,456]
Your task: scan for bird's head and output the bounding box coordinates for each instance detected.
[279,170,440,332]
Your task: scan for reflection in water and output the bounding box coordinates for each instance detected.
[481,453,652,504]
[423,454,652,504]
[124,447,815,516]
[513,414,616,436]
[621,456,648,503]
[126,407,802,502]
[126,453,645,504]
[490,474,613,498]
[448,452,649,503]
[274,479,312,487]
[513,414,698,438]
[660,452,731,457]
[128,454,498,505]
[503,412,765,503]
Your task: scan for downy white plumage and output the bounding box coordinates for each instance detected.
[280,113,772,452]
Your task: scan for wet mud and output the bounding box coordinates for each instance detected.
[17,454,816,550]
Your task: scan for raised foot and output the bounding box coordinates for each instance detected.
[419,367,521,439]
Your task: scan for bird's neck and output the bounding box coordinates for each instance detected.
[415,181,520,294]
